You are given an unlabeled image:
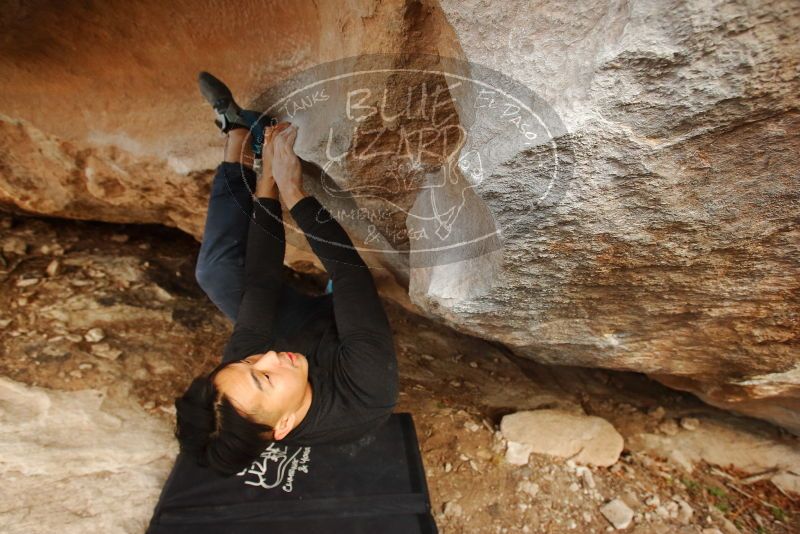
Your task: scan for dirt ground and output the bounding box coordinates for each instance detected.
[1,211,798,534]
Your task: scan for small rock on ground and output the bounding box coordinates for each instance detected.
[600,498,634,530]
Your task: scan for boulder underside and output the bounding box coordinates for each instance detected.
[0,0,798,432]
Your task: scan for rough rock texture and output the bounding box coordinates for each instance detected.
[599,498,635,530]
[500,409,625,467]
[431,0,800,434]
[0,377,177,534]
[629,418,800,495]
[0,1,798,432]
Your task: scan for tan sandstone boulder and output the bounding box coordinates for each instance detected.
[0,1,798,432]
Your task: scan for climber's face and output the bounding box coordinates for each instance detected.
[213,350,310,439]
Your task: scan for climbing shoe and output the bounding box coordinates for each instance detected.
[198,71,274,158]
[197,71,250,133]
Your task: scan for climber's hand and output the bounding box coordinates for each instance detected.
[261,121,291,178]
[272,124,304,198]
[254,121,290,199]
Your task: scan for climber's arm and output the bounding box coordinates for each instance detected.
[288,191,398,407]
[221,188,285,363]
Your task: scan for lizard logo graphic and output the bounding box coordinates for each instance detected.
[236,442,312,493]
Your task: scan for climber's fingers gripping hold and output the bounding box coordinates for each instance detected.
[272,124,302,194]
[275,124,297,157]
[261,121,291,177]
[283,124,298,153]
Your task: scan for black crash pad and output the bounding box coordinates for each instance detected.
[147,412,438,533]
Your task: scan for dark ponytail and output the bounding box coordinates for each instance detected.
[174,360,275,476]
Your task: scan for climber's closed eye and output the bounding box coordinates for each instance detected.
[241,360,271,389]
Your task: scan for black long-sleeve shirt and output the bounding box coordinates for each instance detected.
[221,195,399,446]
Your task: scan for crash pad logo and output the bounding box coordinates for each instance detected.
[239,52,573,272]
[235,442,312,493]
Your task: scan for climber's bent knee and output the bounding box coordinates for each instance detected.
[195,260,244,321]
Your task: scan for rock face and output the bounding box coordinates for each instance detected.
[500,409,624,467]
[0,1,798,432]
[0,377,177,533]
[629,418,800,495]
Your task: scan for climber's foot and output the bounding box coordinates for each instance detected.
[198,71,249,133]
[198,71,275,158]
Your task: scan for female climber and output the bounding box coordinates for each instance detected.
[174,72,399,475]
